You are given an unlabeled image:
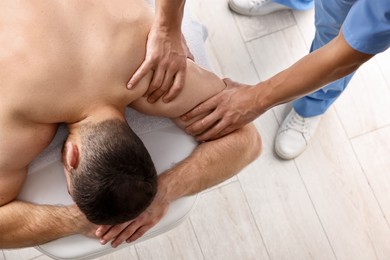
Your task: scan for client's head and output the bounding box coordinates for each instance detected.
[62,119,157,225]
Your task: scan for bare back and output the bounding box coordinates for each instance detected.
[0,0,225,205]
[0,0,155,205]
[0,0,154,123]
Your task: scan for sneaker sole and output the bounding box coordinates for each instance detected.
[274,133,306,160]
[274,146,303,160]
[228,0,289,16]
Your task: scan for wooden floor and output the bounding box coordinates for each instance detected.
[3,0,390,259]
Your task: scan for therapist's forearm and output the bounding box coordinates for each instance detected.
[155,0,185,31]
[159,123,261,202]
[0,201,83,248]
[255,31,374,113]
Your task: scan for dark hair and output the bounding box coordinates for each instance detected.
[70,119,157,225]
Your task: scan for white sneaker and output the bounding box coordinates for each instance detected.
[275,109,322,160]
[228,0,290,16]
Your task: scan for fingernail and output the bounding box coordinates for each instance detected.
[100,239,106,245]
[127,83,133,89]
[181,115,187,121]
[163,98,170,103]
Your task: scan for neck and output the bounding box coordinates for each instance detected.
[67,105,125,134]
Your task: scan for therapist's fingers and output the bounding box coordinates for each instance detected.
[194,118,230,142]
[147,69,174,103]
[145,68,165,98]
[181,97,219,121]
[197,123,239,142]
[163,69,185,103]
[127,60,153,89]
[185,111,221,136]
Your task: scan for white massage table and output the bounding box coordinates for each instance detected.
[17,3,210,259]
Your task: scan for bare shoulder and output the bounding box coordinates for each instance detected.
[0,114,57,206]
[130,60,226,119]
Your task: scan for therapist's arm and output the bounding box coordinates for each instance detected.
[127,0,188,103]
[183,31,375,140]
[96,123,262,248]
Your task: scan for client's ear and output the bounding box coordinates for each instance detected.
[64,141,80,171]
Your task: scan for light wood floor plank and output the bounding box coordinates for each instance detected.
[292,9,315,48]
[188,0,260,84]
[352,126,390,224]
[335,56,390,138]
[375,49,390,86]
[239,110,335,260]
[96,246,139,260]
[135,220,204,260]
[247,25,309,81]
[190,182,269,260]
[30,255,55,260]
[2,248,41,260]
[295,108,390,260]
[233,9,295,42]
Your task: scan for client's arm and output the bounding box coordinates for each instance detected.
[98,56,261,248]
[0,202,93,248]
[0,124,96,248]
[96,123,262,247]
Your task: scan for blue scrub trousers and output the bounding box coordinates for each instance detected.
[273,0,314,10]
[293,0,356,117]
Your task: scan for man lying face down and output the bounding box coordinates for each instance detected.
[61,119,158,225]
[0,0,262,248]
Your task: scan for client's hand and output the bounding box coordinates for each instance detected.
[95,180,170,248]
[182,78,261,141]
[127,20,192,104]
[70,205,99,239]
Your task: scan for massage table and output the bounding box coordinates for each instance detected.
[17,3,210,259]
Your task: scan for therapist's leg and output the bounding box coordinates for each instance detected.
[275,0,355,160]
[228,0,313,16]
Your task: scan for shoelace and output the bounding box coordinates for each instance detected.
[250,0,271,9]
[285,113,310,135]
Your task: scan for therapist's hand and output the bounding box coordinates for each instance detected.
[127,22,191,104]
[182,78,261,141]
[95,180,170,248]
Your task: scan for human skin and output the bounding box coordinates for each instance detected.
[127,0,188,103]
[0,0,261,248]
[182,31,374,141]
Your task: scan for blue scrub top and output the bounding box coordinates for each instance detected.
[342,0,390,54]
